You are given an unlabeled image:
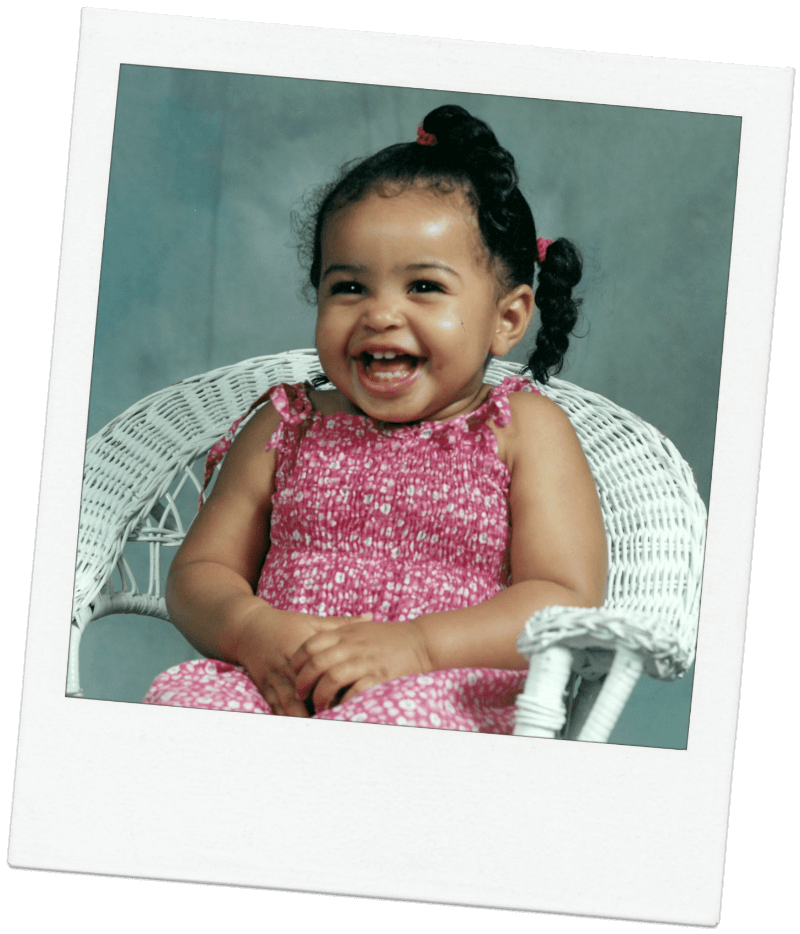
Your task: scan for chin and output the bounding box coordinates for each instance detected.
[356,399,422,423]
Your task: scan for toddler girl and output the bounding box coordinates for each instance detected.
[144,104,607,733]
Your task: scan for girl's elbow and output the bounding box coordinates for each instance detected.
[551,560,606,609]
[575,565,608,609]
[577,581,606,609]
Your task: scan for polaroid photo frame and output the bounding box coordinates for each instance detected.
[8,8,793,926]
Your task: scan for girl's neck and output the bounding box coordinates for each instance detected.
[307,382,493,428]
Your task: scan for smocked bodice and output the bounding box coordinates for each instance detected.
[246,377,534,623]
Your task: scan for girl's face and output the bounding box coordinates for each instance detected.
[315,186,533,423]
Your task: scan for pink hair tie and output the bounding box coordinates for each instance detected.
[537,238,553,263]
[416,125,437,146]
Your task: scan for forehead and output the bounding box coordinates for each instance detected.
[321,185,483,255]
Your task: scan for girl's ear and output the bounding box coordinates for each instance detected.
[491,284,534,356]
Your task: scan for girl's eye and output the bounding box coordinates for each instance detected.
[330,280,365,296]
[410,280,444,294]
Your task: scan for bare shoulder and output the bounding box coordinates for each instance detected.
[509,387,572,428]
[231,398,282,450]
[502,387,607,603]
[174,395,281,575]
[211,400,279,469]
[209,399,281,504]
[495,388,582,470]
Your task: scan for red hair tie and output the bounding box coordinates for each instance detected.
[416,125,437,146]
[537,238,553,263]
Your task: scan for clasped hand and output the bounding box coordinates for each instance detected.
[291,617,432,715]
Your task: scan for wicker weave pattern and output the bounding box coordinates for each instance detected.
[72,350,324,620]
[68,350,706,713]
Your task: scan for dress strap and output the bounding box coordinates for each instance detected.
[266,382,314,430]
[479,376,538,429]
[199,382,312,507]
[422,375,538,447]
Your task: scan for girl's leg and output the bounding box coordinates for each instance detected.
[143,659,272,714]
[315,668,526,734]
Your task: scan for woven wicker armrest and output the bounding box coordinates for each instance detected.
[513,604,696,742]
[517,604,695,681]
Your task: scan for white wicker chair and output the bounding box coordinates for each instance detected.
[68,349,706,744]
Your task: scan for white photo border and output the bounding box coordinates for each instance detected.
[9,8,794,926]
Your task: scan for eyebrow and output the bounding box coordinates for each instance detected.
[320,261,463,282]
[320,263,365,281]
[406,262,462,281]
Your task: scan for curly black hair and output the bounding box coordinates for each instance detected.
[296,104,583,383]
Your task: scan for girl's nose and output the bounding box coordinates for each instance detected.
[362,295,404,330]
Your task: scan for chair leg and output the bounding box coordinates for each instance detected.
[564,675,605,740]
[574,647,643,743]
[66,609,91,698]
[513,645,573,738]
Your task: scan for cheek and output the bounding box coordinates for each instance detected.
[436,312,459,333]
[431,311,467,339]
[314,312,337,358]
[430,305,493,343]
[315,310,355,367]
[315,307,339,341]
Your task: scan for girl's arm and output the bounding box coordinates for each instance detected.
[165,402,281,660]
[166,403,366,716]
[416,390,607,671]
[292,391,607,708]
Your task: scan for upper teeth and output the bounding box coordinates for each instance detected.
[372,352,397,360]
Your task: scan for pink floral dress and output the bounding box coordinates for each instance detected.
[144,376,537,733]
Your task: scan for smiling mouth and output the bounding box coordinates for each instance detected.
[357,351,423,382]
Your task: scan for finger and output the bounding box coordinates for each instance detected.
[312,620,343,632]
[339,676,381,706]
[294,640,365,710]
[313,613,373,633]
[278,697,314,719]
[311,662,370,712]
[294,643,354,700]
[282,697,312,717]
[258,680,283,715]
[290,630,342,676]
[261,668,309,718]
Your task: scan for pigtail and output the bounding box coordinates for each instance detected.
[528,238,583,384]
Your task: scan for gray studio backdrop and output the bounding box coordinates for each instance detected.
[78,65,739,748]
